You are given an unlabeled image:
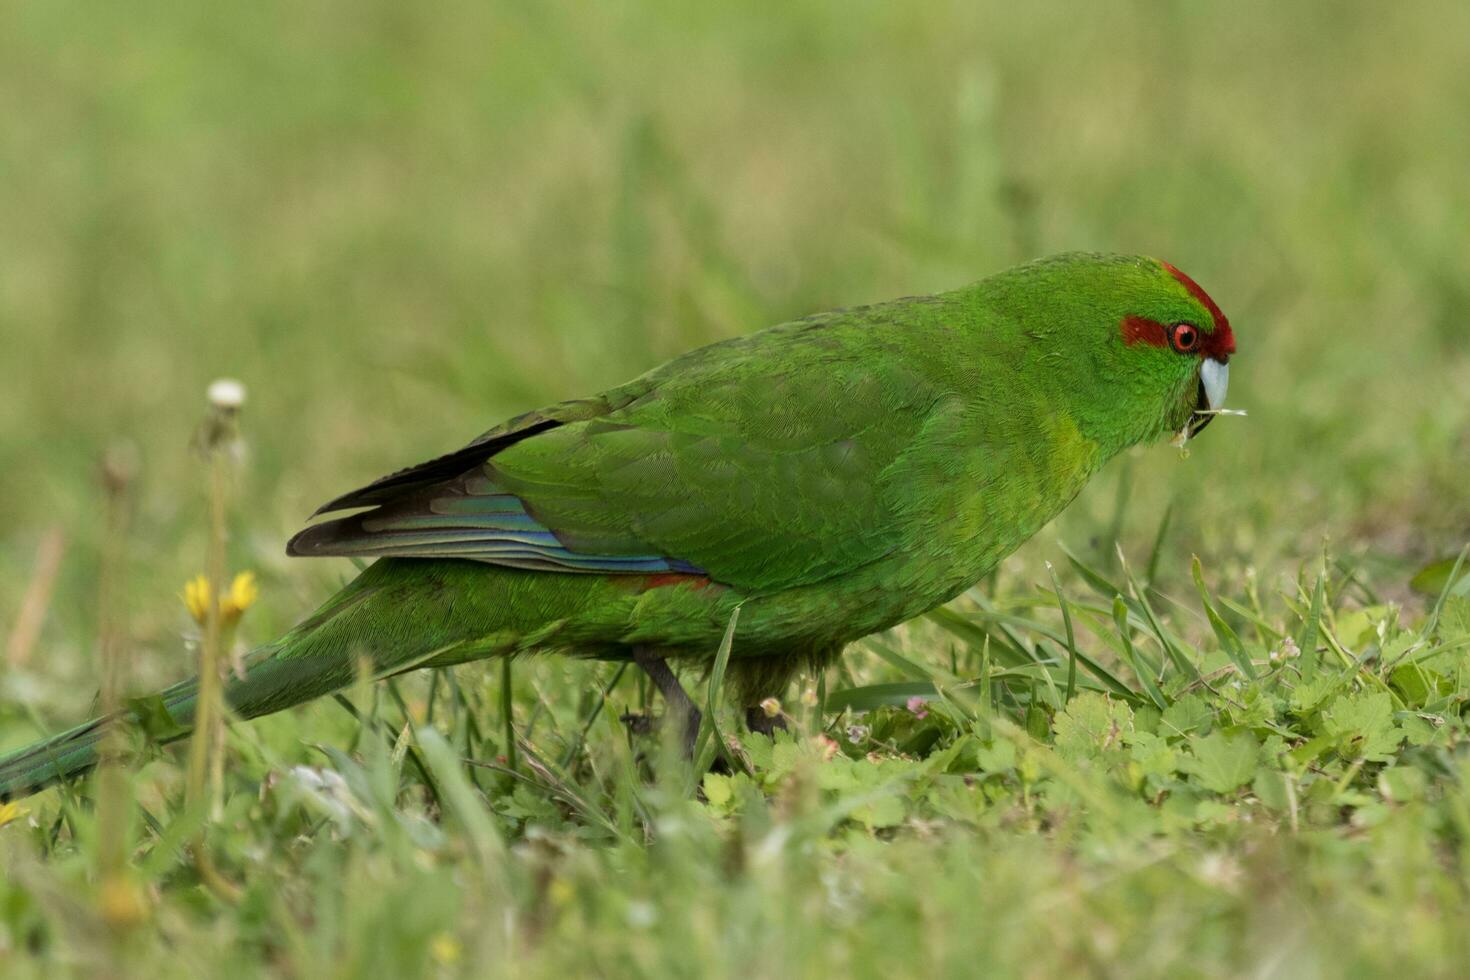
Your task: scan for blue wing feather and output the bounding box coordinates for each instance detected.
[287,476,705,576]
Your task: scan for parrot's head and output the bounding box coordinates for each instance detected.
[1113,256,1235,447]
[987,253,1236,453]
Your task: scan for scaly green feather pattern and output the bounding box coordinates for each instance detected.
[1,252,1234,799]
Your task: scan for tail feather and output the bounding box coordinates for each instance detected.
[0,717,110,801]
[0,676,198,801]
[0,560,483,801]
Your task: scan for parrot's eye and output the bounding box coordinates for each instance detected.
[1170,323,1200,353]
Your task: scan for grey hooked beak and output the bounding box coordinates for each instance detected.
[1187,358,1230,436]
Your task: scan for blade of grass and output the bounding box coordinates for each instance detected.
[826,681,938,712]
[558,662,629,770]
[1063,544,1133,609]
[1425,545,1470,639]
[692,605,744,783]
[1118,546,1200,683]
[1102,456,1133,571]
[414,727,508,880]
[968,590,1051,666]
[1047,562,1079,703]
[1297,559,1327,670]
[500,658,518,774]
[1191,556,1258,679]
[975,634,993,736]
[926,606,1036,667]
[514,735,632,841]
[1145,500,1174,587]
[813,669,828,737]
[864,637,950,682]
[1219,597,1284,642]
[382,679,443,806]
[950,606,1142,702]
[1112,596,1167,709]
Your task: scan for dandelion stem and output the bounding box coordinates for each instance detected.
[97,444,138,921]
[186,447,229,820]
[184,381,245,904]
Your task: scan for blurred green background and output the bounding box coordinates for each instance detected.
[6,3,1470,975]
[2,0,1468,722]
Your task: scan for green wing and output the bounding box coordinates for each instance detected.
[289,303,949,592]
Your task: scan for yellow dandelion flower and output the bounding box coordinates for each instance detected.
[225,571,258,619]
[182,571,258,627]
[183,575,211,625]
[0,801,26,829]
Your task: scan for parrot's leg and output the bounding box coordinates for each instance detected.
[632,647,701,753]
[744,708,788,737]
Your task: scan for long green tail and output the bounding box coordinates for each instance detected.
[0,674,201,803]
[0,561,488,801]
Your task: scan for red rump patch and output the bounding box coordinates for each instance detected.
[640,572,711,592]
[1160,260,1235,361]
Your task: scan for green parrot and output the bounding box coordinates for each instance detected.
[0,251,1234,800]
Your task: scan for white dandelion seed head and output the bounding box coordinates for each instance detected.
[208,378,247,409]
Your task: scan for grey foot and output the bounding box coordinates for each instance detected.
[632,647,702,755]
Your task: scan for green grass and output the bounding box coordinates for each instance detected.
[4,1,1470,975]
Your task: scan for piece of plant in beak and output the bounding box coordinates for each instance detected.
[1173,358,1243,448]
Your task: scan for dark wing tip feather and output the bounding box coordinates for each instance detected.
[286,517,357,557]
[309,418,563,517]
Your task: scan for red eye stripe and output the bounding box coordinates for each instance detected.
[1120,315,1219,357]
[1121,314,1169,349]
